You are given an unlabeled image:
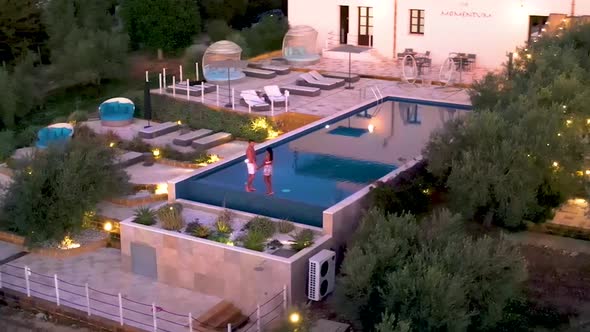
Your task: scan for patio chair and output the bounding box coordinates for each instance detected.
[404,48,414,53]
[308,70,345,84]
[467,54,477,71]
[240,90,270,112]
[263,85,288,107]
[296,73,344,90]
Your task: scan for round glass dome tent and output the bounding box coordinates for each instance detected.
[282,25,321,65]
[202,40,246,82]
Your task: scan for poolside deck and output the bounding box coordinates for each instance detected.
[156,74,471,118]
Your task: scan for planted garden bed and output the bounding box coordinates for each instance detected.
[131,202,321,257]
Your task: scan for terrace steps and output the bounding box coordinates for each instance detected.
[196,300,248,331]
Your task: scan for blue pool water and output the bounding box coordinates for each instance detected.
[203,67,246,81]
[176,97,471,227]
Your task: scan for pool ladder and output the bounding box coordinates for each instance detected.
[369,86,385,116]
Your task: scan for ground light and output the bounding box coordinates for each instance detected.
[155,183,168,195]
[289,312,301,324]
[103,221,113,232]
[152,148,161,158]
[368,124,375,133]
[109,142,116,148]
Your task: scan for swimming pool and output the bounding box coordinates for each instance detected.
[175,97,471,227]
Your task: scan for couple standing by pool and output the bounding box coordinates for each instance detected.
[245,139,274,195]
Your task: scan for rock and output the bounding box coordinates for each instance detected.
[35,312,47,320]
[570,251,579,257]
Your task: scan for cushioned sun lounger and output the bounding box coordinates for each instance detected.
[240,90,271,112]
[308,70,346,84]
[248,63,290,75]
[173,129,214,146]
[322,71,361,83]
[138,121,179,139]
[280,85,321,97]
[242,68,277,79]
[296,73,344,90]
[192,132,233,151]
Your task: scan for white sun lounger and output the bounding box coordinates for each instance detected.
[240,90,270,112]
[263,85,288,107]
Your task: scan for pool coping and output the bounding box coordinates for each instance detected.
[167,93,471,225]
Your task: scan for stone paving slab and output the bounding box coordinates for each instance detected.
[0,249,221,332]
[0,241,23,262]
[549,199,590,230]
[124,163,194,185]
[207,141,249,160]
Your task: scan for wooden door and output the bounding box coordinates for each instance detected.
[358,7,373,46]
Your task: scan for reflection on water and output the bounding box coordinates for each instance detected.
[177,101,466,226]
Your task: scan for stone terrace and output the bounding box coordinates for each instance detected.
[157,74,472,118]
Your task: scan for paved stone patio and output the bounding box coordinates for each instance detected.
[0,246,220,332]
[125,163,194,185]
[158,75,472,118]
[299,56,498,86]
[549,199,590,230]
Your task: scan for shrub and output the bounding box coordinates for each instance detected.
[240,16,288,57]
[245,216,275,238]
[333,209,527,331]
[291,229,314,252]
[243,230,266,252]
[133,207,157,225]
[150,94,276,142]
[0,130,17,161]
[51,116,67,124]
[207,20,232,42]
[157,204,184,231]
[185,220,211,238]
[160,145,209,162]
[183,44,207,81]
[16,125,42,147]
[215,209,233,234]
[278,220,295,233]
[67,110,89,123]
[120,136,151,153]
[2,137,131,245]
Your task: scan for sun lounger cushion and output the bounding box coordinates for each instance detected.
[280,85,321,97]
[322,71,361,83]
[297,73,344,90]
[308,71,345,84]
[242,68,277,79]
[138,122,179,139]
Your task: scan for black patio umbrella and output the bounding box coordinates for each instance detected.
[328,45,369,89]
[143,81,152,128]
[208,59,248,107]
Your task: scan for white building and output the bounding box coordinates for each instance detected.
[287,0,590,68]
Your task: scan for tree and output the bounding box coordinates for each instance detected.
[44,0,128,86]
[0,53,43,128]
[0,134,130,245]
[121,0,201,52]
[425,23,590,228]
[199,0,247,23]
[0,0,46,63]
[333,209,527,331]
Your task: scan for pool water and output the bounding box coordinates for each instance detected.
[176,98,470,227]
[203,67,246,81]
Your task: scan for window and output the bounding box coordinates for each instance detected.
[410,9,425,34]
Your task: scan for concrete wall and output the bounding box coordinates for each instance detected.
[120,221,332,312]
[287,0,589,68]
[323,157,423,247]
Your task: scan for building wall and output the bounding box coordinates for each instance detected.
[120,221,333,312]
[287,0,587,68]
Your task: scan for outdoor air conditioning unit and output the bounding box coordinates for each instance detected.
[308,249,336,301]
